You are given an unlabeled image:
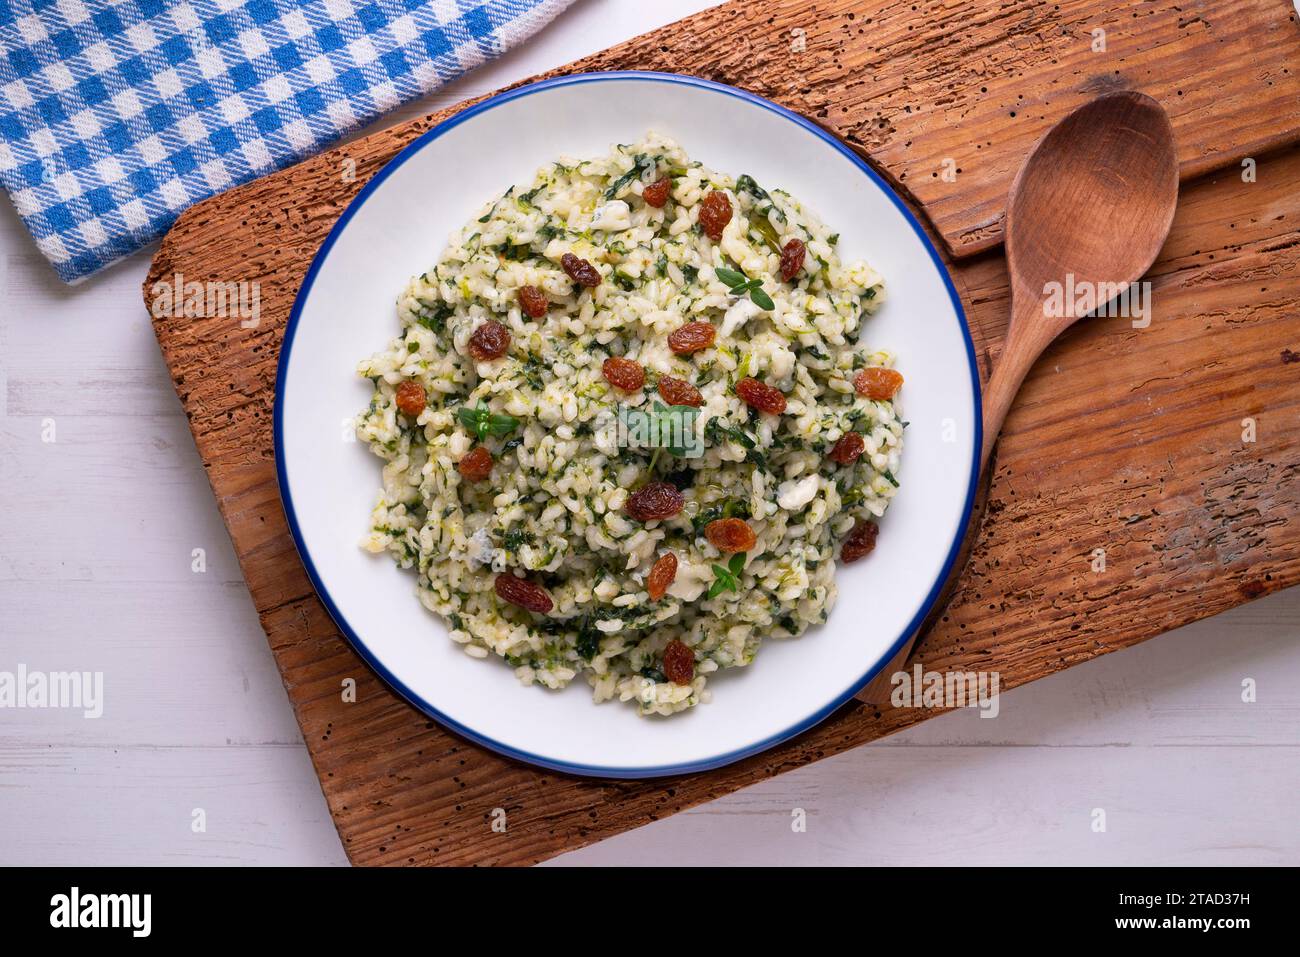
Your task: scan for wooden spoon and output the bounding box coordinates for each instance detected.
[857,90,1179,705]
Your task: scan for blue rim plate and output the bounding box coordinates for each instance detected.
[274,70,981,778]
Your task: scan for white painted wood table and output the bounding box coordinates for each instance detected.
[1,0,1296,866]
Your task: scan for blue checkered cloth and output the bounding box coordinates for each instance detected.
[0,0,572,282]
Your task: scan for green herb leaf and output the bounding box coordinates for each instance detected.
[714,266,773,311]
[486,414,518,437]
[707,558,742,599]
[457,403,519,441]
[735,174,770,202]
[456,405,484,432]
[728,552,746,575]
[604,153,654,200]
[714,266,746,287]
[575,617,601,660]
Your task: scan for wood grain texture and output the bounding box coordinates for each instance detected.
[542,0,1300,257]
[143,2,1300,866]
[145,0,1300,264]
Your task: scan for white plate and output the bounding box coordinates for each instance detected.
[276,72,980,777]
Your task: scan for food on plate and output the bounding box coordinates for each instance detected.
[355,133,902,715]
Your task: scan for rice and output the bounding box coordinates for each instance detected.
[355,132,902,716]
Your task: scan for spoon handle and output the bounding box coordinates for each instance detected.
[979,291,1056,469]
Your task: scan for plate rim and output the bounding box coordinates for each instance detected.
[273,69,983,779]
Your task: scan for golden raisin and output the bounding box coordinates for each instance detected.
[667,321,716,355]
[561,252,601,288]
[657,375,703,407]
[602,356,645,391]
[735,376,787,414]
[394,381,426,418]
[457,445,493,482]
[517,285,548,319]
[625,482,685,522]
[699,191,732,241]
[704,517,756,553]
[494,573,553,614]
[828,432,865,465]
[661,639,695,685]
[642,178,671,208]
[646,552,678,601]
[779,238,806,282]
[841,521,878,563]
[854,367,904,400]
[468,320,510,361]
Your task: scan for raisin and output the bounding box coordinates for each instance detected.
[646,552,678,601]
[841,521,879,564]
[394,380,426,418]
[661,639,695,685]
[602,356,645,391]
[517,285,548,319]
[625,482,685,522]
[828,432,865,465]
[469,320,510,361]
[657,375,703,407]
[642,178,671,208]
[854,367,904,400]
[561,252,601,288]
[667,321,716,355]
[457,445,493,482]
[494,573,553,614]
[735,376,787,414]
[699,191,733,241]
[779,238,807,282]
[704,517,756,553]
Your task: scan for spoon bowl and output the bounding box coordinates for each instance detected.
[986,90,1179,465]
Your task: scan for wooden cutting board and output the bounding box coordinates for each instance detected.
[145,0,1300,865]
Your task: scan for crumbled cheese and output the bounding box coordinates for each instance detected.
[465,527,500,569]
[666,560,710,602]
[768,344,796,383]
[590,200,631,232]
[776,474,820,511]
[720,296,762,337]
